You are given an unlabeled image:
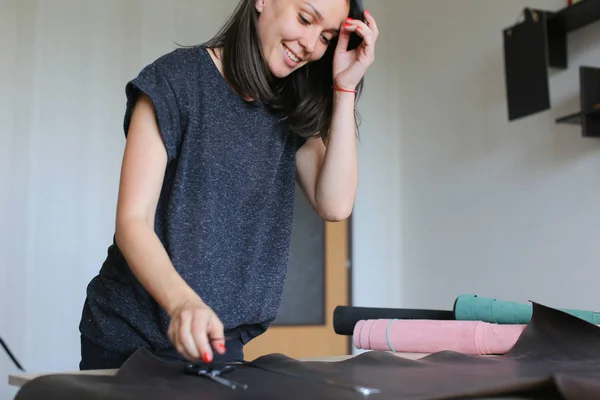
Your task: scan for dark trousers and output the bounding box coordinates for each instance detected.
[79,336,245,370]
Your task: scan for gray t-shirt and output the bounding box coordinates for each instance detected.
[79,46,305,354]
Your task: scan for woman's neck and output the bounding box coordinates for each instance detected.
[206,46,255,102]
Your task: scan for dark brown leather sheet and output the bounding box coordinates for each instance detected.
[14,303,600,399]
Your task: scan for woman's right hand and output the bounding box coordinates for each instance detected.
[167,297,226,362]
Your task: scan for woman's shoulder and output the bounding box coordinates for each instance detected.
[145,45,209,80]
[127,45,224,108]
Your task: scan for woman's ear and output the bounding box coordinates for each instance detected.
[255,0,266,13]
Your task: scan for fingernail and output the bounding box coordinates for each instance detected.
[203,352,212,362]
[218,343,225,351]
[365,9,370,15]
[346,17,352,21]
[343,23,352,27]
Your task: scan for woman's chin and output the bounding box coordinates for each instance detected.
[268,65,293,79]
[266,54,305,78]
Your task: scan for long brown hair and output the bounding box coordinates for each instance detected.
[202,0,365,141]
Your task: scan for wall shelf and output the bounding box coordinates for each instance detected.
[555,66,600,137]
[549,0,600,35]
[546,0,600,69]
[503,0,600,127]
[555,108,600,125]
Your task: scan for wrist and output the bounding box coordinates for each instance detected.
[332,87,356,94]
[332,83,357,93]
[165,285,205,316]
[333,88,356,109]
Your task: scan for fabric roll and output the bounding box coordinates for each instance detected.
[353,319,527,355]
[454,294,600,324]
[333,305,454,336]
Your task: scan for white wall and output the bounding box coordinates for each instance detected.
[4,0,600,398]
[369,0,600,312]
[350,0,402,309]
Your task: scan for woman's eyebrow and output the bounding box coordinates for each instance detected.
[303,1,341,33]
[303,1,324,21]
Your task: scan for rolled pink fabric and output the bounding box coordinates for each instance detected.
[353,319,527,355]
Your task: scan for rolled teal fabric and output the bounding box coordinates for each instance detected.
[454,294,600,324]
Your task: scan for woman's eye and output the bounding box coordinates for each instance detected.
[298,14,310,24]
[321,35,331,45]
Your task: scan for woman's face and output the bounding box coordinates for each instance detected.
[255,0,350,78]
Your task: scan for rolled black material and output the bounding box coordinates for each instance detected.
[333,305,455,336]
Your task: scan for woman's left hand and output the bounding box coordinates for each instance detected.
[332,9,379,91]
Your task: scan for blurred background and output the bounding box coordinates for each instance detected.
[3,0,600,398]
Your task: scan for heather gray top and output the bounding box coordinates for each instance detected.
[79,46,305,354]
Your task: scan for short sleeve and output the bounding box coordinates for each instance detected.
[123,61,181,161]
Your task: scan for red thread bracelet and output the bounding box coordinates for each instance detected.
[332,85,357,93]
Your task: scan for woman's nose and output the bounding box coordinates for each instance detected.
[298,31,320,55]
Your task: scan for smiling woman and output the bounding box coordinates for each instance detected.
[78,0,379,372]
[203,0,370,140]
[255,0,349,75]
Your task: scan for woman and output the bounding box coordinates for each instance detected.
[78,0,378,369]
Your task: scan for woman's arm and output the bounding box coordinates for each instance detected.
[116,94,194,314]
[296,10,378,221]
[115,93,225,362]
[296,91,357,221]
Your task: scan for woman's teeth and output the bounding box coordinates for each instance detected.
[285,48,299,63]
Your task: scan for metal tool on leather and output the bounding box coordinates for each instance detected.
[184,361,248,390]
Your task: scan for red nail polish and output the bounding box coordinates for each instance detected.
[203,353,212,362]
[346,17,352,21]
[218,343,225,350]
[365,9,370,15]
[344,23,352,27]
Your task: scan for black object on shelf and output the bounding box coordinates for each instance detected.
[504,8,552,121]
[503,0,600,122]
[504,9,550,121]
[556,66,600,137]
